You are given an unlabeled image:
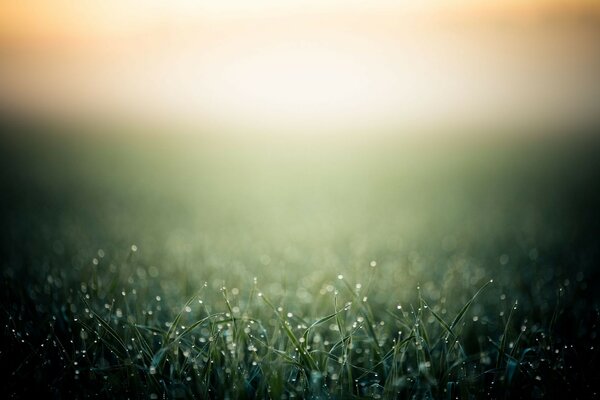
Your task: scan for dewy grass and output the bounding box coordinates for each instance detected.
[3,254,596,399]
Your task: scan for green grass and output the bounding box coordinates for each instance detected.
[1,124,599,398]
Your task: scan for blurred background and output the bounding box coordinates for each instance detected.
[1,0,599,351]
[1,0,599,133]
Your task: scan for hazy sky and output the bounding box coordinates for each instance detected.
[1,1,599,133]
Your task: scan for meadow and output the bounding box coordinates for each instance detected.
[1,121,599,398]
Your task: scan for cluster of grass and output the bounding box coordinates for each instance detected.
[2,246,597,399]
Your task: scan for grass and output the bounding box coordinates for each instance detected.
[1,123,599,398]
[3,259,595,399]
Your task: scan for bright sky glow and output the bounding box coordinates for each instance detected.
[1,1,599,133]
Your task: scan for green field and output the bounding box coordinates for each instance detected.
[1,122,599,398]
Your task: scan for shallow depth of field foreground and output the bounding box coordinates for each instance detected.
[1,125,599,399]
